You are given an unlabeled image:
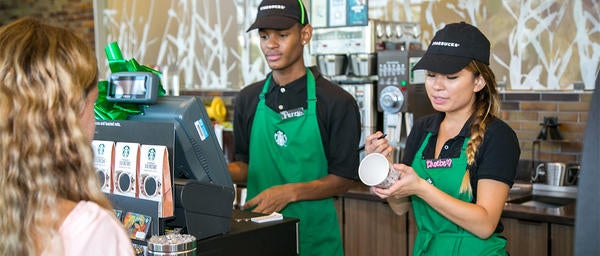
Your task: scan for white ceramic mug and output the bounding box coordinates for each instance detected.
[358,153,400,188]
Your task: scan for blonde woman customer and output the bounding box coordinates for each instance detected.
[0,17,134,255]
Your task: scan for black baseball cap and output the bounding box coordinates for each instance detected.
[412,22,490,74]
[246,0,309,32]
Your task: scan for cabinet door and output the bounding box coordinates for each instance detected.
[343,198,408,256]
[407,207,416,254]
[333,197,343,235]
[551,224,574,256]
[501,217,548,256]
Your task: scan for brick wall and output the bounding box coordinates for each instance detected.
[186,90,593,168]
[0,0,95,50]
[500,91,591,164]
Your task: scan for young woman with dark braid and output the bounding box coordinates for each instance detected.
[364,22,520,255]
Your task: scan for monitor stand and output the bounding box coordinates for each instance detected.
[179,179,235,239]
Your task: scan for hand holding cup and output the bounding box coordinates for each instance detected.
[358,153,400,189]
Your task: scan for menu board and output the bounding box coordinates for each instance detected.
[311,0,368,27]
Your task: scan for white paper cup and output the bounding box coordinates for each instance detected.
[358,153,400,188]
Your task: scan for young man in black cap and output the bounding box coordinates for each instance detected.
[364,22,519,255]
[228,0,361,255]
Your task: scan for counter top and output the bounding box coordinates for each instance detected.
[502,183,575,225]
[341,182,575,226]
[196,210,298,256]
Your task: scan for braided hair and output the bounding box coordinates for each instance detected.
[459,60,500,195]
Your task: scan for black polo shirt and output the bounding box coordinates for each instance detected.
[403,112,520,234]
[233,66,361,181]
[403,112,520,197]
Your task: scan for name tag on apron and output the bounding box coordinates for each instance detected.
[425,158,453,169]
[280,107,304,120]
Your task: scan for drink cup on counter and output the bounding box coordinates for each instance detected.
[358,153,400,188]
[534,162,567,186]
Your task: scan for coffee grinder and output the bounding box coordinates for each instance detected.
[311,20,424,159]
[377,49,435,162]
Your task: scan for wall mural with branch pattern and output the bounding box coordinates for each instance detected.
[95,0,599,90]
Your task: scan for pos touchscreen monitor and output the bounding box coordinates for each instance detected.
[126,96,233,189]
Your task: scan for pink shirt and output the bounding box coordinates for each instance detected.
[43,201,135,256]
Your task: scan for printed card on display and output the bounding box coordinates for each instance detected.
[310,0,327,27]
[92,140,115,193]
[138,144,173,217]
[122,212,152,240]
[347,0,367,26]
[113,209,123,221]
[113,142,140,198]
[328,0,347,27]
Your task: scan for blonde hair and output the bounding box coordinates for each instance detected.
[0,17,111,255]
[459,60,500,195]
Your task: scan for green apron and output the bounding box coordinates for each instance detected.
[410,133,507,256]
[247,69,343,256]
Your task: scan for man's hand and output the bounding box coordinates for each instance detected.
[243,184,296,214]
[243,174,355,214]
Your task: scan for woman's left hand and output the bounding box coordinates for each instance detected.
[372,163,424,199]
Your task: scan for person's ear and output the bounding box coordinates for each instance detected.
[474,75,486,92]
[301,24,312,45]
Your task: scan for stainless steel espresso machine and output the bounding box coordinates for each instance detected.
[311,20,380,158]
[311,20,424,159]
[377,49,436,162]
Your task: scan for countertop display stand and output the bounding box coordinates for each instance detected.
[106,193,174,244]
[95,120,176,242]
[95,120,299,255]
